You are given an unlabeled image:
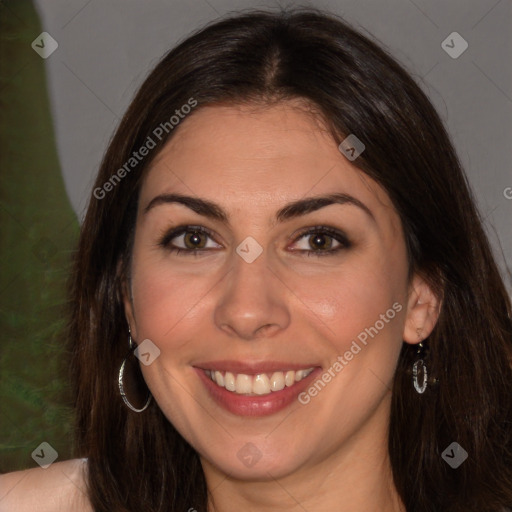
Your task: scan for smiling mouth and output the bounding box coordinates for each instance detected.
[203,368,315,396]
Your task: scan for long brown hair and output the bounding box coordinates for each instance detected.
[67,8,512,511]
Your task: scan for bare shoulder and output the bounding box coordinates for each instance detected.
[0,458,92,512]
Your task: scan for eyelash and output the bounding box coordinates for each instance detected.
[157,225,351,258]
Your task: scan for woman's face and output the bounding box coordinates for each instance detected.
[124,101,435,482]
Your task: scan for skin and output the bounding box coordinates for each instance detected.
[0,100,440,512]
[0,459,91,512]
[123,101,440,512]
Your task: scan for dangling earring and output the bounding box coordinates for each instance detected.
[118,328,152,412]
[412,341,428,394]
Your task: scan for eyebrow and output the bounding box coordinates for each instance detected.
[143,192,375,224]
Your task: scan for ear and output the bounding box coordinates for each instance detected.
[403,273,442,345]
[118,259,138,340]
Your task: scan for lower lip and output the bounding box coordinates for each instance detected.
[195,367,322,417]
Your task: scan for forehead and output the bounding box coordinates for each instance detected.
[139,102,397,226]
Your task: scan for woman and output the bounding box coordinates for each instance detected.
[1,7,511,512]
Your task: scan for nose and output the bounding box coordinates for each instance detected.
[213,249,290,341]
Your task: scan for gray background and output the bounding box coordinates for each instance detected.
[33,0,512,292]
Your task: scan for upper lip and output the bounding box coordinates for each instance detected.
[194,360,320,375]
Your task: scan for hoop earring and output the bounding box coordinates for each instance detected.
[412,342,428,394]
[118,330,152,413]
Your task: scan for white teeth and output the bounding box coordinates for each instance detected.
[304,368,314,377]
[214,370,224,387]
[270,372,285,391]
[285,370,295,387]
[253,374,270,395]
[235,374,252,394]
[224,372,236,391]
[206,368,315,396]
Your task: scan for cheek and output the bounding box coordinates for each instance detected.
[301,255,407,352]
[129,247,208,342]
[295,262,406,432]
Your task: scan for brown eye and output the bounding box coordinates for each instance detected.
[308,233,334,251]
[159,225,222,255]
[183,230,207,249]
[290,226,351,257]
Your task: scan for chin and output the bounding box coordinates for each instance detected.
[205,446,307,481]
